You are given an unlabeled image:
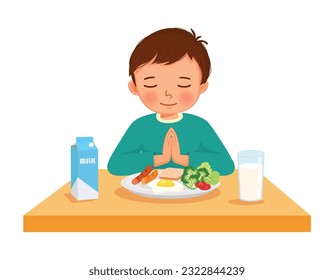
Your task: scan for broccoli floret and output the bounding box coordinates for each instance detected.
[187,174,200,189]
[181,166,199,189]
[183,166,197,177]
[197,167,209,181]
[203,170,220,185]
[182,163,221,189]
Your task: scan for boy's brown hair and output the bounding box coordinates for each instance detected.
[129,28,211,85]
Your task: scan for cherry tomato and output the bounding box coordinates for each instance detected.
[195,181,211,190]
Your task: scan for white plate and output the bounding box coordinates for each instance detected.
[120,171,220,199]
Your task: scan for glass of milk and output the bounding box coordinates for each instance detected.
[238,150,265,201]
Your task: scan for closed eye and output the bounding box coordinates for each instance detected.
[144,85,157,88]
[178,84,191,88]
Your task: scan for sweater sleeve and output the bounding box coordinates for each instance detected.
[107,120,155,175]
[188,119,235,176]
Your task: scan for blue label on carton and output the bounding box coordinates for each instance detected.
[71,137,98,200]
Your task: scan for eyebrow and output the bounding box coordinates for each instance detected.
[144,76,155,80]
[179,76,191,80]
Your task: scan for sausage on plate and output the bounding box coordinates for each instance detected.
[141,170,158,184]
[131,165,153,185]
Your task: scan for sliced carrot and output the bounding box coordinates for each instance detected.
[141,170,158,184]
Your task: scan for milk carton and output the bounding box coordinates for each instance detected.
[71,137,98,200]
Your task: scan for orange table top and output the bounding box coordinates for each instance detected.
[23,169,310,232]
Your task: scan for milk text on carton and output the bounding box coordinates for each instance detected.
[80,158,96,164]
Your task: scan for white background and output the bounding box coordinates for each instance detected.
[1,0,333,279]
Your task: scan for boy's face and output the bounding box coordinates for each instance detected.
[129,55,208,116]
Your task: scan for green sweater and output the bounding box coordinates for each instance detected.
[107,113,234,175]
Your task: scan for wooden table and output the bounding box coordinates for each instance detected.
[23,169,310,232]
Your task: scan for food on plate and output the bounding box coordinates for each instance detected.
[132,165,153,185]
[130,162,219,195]
[141,169,159,184]
[147,178,183,194]
[195,181,211,190]
[197,162,220,185]
[181,162,220,190]
[180,166,199,189]
[159,168,183,180]
[157,179,175,187]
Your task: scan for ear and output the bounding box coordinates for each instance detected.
[128,80,139,95]
[199,81,208,94]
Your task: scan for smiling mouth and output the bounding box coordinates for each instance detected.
[160,102,178,106]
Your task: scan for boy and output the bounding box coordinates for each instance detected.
[108,28,234,175]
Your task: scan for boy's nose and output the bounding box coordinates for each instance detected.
[165,90,172,99]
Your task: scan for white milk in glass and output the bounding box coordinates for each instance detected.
[238,162,263,201]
